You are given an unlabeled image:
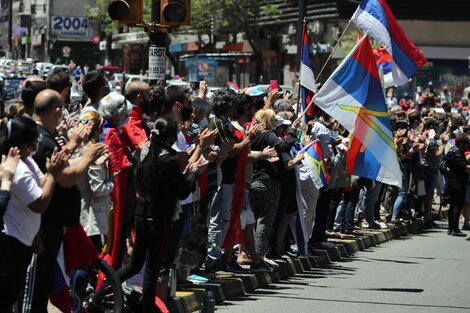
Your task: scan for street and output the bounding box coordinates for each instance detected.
[218,223,470,313]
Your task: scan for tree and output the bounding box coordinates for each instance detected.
[188,0,280,82]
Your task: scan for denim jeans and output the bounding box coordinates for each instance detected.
[327,188,344,231]
[207,183,235,260]
[339,188,358,232]
[360,179,382,223]
[392,165,410,219]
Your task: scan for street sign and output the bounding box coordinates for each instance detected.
[148,46,166,80]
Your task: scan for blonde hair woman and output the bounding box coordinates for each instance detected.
[249,109,300,267]
[75,111,114,251]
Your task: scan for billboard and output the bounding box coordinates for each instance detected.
[51,16,90,41]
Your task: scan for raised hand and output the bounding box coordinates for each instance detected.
[46,148,71,177]
[68,122,94,147]
[246,123,265,140]
[198,81,208,99]
[292,117,301,129]
[262,146,277,159]
[0,147,20,183]
[198,128,218,149]
[82,142,108,164]
[264,90,283,109]
[94,152,110,165]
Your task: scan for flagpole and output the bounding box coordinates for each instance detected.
[315,19,353,84]
[298,30,369,120]
[296,17,307,118]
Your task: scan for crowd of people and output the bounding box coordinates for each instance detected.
[0,67,469,313]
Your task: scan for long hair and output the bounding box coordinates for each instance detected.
[0,117,39,155]
[136,116,178,200]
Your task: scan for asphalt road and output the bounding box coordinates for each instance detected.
[218,223,470,313]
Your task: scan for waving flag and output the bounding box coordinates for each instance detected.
[300,21,317,119]
[351,0,427,86]
[347,135,399,185]
[313,35,401,187]
[300,141,330,189]
[373,48,394,87]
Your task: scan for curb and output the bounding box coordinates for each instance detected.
[172,221,423,312]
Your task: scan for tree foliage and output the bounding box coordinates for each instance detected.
[188,0,280,50]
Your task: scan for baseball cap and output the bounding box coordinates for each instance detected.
[274,115,292,128]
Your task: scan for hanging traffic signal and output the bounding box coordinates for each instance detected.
[160,0,190,26]
[108,0,143,25]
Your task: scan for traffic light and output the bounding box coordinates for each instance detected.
[160,0,190,26]
[108,0,143,25]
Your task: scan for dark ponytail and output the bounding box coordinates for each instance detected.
[136,116,178,199]
[0,117,39,155]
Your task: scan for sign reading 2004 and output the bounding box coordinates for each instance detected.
[52,16,90,41]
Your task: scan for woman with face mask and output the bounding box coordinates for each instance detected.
[0,117,65,312]
[98,93,134,271]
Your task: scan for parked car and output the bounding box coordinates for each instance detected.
[36,62,54,77]
[109,73,124,89]
[51,64,69,73]
[124,74,150,90]
[16,60,34,75]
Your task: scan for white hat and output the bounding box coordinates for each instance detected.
[274,115,291,128]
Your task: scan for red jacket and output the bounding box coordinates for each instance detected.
[122,105,148,152]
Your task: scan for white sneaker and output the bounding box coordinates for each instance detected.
[378,221,389,229]
[361,221,370,228]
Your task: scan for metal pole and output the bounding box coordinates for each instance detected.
[296,0,306,67]
[296,18,307,118]
[148,0,167,85]
[8,0,13,58]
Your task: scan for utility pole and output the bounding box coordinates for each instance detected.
[147,0,167,85]
[297,0,306,68]
[8,0,13,58]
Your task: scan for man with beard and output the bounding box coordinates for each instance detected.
[122,81,159,151]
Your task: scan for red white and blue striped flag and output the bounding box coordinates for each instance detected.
[313,35,401,187]
[300,21,317,119]
[299,141,330,189]
[351,0,427,86]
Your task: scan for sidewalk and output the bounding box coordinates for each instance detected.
[169,221,424,313]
